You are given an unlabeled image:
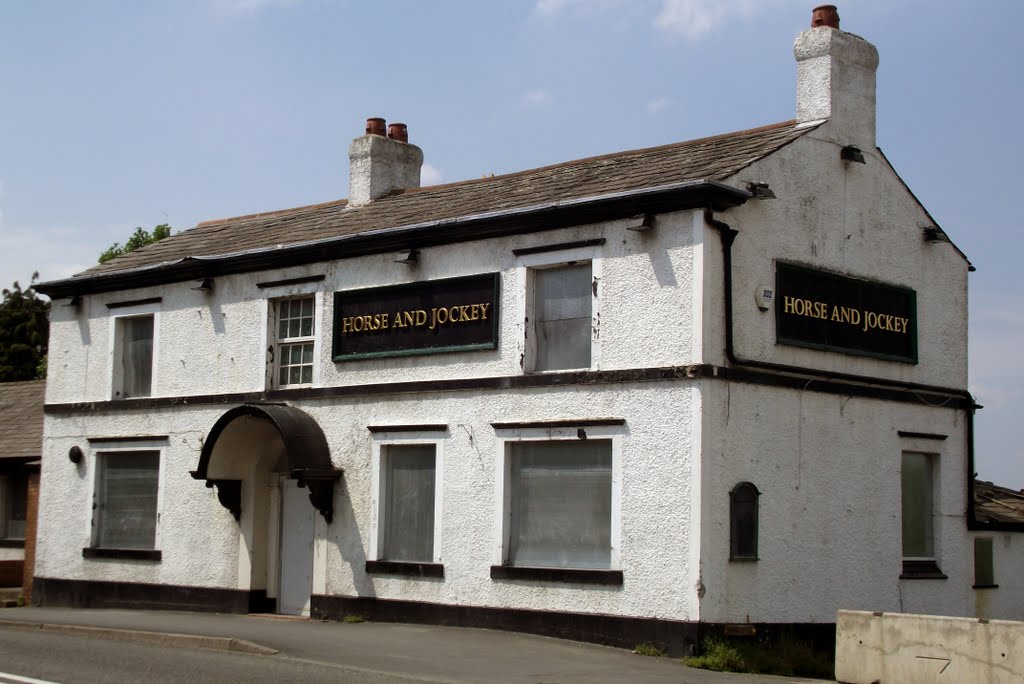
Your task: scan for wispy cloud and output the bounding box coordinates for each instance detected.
[421,163,443,186]
[654,0,760,40]
[522,89,549,107]
[214,0,303,15]
[647,97,671,113]
[534,0,587,15]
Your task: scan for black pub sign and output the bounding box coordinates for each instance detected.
[332,273,500,361]
[775,263,918,363]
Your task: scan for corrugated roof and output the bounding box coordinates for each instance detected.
[975,479,1024,526]
[0,380,45,460]
[74,120,815,279]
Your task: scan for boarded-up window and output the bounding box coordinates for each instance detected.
[95,451,159,549]
[508,440,611,569]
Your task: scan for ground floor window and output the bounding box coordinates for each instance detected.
[507,440,612,569]
[0,473,27,540]
[93,451,160,550]
[381,444,437,563]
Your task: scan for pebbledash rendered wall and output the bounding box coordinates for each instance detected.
[694,116,973,624]
[36,209,709,623]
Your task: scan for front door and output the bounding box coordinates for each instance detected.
[278,478,314,616]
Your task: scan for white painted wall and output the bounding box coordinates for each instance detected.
[970,531,1024,621]
[707,122,970,390]
[45,211,701,406]
[698,381,971,623]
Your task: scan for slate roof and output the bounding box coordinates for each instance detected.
[75,120,816,279]
[0,380,45,460]
[975,479,1024,527]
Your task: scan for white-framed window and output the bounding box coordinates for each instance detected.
[110,305,159,399]
[270,295,318,388]
[370,433,443,564]
[517,245,601,374]
[495,426,621,570]
[90,448,163,551]
[0,474,27,540]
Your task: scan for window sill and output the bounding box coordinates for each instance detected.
[490,565,623,585]
[729,556,759,563]
[973,584,999,590]
[0,539,25,549]
[365,561,444,578]
[82,548,162,561]
[899,560,947,580]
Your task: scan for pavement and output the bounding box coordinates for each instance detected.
[0,606,832,683]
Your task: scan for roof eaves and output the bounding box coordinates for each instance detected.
[36,179,751,299]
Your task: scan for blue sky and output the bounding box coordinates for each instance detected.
[1,1,1021,487]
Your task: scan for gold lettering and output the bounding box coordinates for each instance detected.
[458,305,470,322]
[342,317,353,334]
[470,304,481,320]
[414,310,427,326]
[480,303,490,320]
[784,296,797,314]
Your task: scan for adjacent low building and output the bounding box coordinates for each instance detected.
[0,379,44,601]
[32,7,1014,653]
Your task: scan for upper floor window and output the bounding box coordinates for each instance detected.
[113,314,154,399]
[273,296,316,387]
[531,263,593,372]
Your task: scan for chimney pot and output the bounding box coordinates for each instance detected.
[811,5,840,29]
[365,117,386,136]
[388,123,409,143]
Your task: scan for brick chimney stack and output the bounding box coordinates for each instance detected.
[794,5,879,149]
[348,117,423,206]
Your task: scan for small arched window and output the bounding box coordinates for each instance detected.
[730,482,760,561]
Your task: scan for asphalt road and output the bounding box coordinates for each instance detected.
[0,608,831,683]
[0,626,430,683]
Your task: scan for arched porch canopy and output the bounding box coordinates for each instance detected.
[191,403,342,523]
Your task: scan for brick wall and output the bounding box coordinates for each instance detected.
[22,469,39,602]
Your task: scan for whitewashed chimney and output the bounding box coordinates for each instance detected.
[348,118,423,206]
[794,5,879,148]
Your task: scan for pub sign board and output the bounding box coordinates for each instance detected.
[775,262,918,363]
[332,273,500,361]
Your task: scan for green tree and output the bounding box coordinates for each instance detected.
[99,223,172,263]
[0,274,50,381]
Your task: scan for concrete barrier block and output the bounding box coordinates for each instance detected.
[836,609,1023,684]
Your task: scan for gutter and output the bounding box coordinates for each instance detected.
[703,209,980,527]
[36,180,750,299]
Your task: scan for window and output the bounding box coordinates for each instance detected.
[0,474,27,540]
[532,263,593,372]
[273,296,316,387]
[507,440,612,569]
[900,451,945,578]
[113,315,154,398]
[92,451,160,550]
[729,482,760,560]
[368,431,444,575]
[380,444,436,562]
[973,538,996,588]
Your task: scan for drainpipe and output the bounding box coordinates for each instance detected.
[703,208,979,524]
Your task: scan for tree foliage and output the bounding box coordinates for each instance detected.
[99,223,172,263]
[0,274,50,381]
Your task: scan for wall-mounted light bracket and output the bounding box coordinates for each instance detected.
[625,214,656,232]
[394,248,419,265]
[923,226,951,244]
[192,277,215,292]
[744,181,776,199]
[841,145,866,164]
